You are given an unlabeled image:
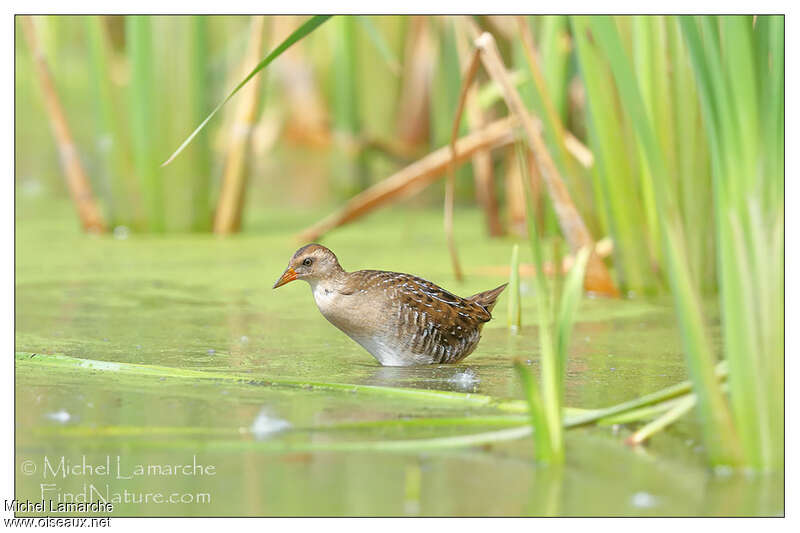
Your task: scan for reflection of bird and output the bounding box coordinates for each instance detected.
[273,244,507,367]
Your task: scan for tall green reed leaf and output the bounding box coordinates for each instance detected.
[127,15,164,232]
[680,15,783,471]
[571,18,654,293]
[587,15,742,466]
[187,16,212,231]
[356,16,401,75]
[555,246,590,392]
[85,16,136,228]
[162,15,332,166]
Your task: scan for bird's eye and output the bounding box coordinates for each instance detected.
[302,258,313,267]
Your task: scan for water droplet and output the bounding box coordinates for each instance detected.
[45,410,71,424]
[113,225,130,240]
[250,408,291,441]
[631,492,657,508]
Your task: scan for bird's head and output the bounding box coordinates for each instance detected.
[273,243,344,289]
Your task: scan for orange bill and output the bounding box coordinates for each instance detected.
[272,267,297,289]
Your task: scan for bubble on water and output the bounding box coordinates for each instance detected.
[631,491,657,508]
[45,409,71,424]
[113,225,130,240]
[449,368,479,388]
[714,465,734,478]
[250,408,291,441]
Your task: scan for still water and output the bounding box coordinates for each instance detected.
[15,197,783,516]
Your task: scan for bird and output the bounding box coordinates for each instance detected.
[273,244,507,366]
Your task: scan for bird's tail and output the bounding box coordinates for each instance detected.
[468,283,508,314]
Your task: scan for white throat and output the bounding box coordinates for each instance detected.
[308,278,339,314]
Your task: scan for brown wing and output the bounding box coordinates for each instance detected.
[341,270,491,363]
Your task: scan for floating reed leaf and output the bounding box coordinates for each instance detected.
[14,352,528,412]
[626,394,697,446]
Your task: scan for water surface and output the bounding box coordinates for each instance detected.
[15,196,782,516]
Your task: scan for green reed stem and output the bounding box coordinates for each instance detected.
[126,15,164,232]
[587,15,742,467]
[508,244,521,332]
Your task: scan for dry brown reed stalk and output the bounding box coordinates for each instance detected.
[20,16,106,233]
[443,42,482,282]
[296,116,519,242]
[213,16,266,235]
[474,32,618,297]
[454,18,503,237]
[476,237,614,278]
[504,146,527,235]
[396,16,434,146]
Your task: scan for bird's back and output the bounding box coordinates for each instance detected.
[334,270,505,365]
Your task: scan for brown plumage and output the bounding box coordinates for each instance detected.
[273,244,507,366]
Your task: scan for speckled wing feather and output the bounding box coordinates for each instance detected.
[339,270,493,364]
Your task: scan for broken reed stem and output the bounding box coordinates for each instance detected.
[454,19,504,237]
[20,16,106,233]
[297,116,519,242]
[474,31,618,297]
[444,46,481,282]
[213,16,266,235]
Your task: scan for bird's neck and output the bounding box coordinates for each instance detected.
[307,268,347,296]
